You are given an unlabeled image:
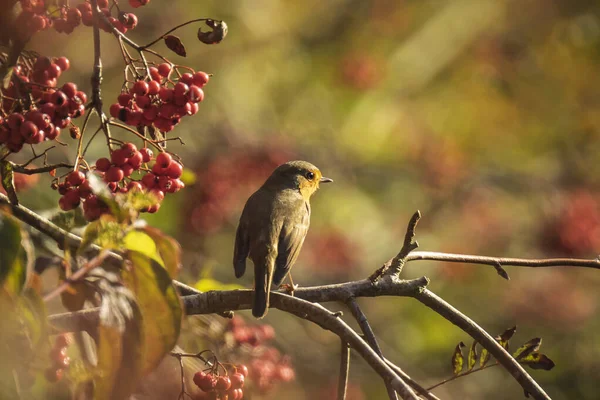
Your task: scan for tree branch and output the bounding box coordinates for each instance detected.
[383,359,441,400]
[338,340,350,400]
[414,289,551,400]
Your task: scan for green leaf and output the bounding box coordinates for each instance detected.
[95,305,143,400]
[519,352,555,371]
[0,211,30,295]
[79,215,124,253]
[195,278,244,292]
[480,347,491,368]
[141,226,182,278]
[451,342,465,375]
[513,338,542,361]
[1,160,18,205]
[496,326,516,350]
[467,341,478,371]
[180,168,196,185]
[123,251,182,375]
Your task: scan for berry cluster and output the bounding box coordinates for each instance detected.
[0,56,86,153]
[109,64,209,133]
[193,365,247,400]
[15,0,144,39]
[225,317,294,394]
[45,334,70,383]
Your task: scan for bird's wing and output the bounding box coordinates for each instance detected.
[233,207,251,278]
[272,200,310,287]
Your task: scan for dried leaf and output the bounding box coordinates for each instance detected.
[1,160,18,205]
[480,347,491,368]
[513,338,542,361]
[519,352,555,371]
[451,342,465,375]
[197,19,228,45]
[164,35,187,57]
[496,326,516,350]
[467,340,478,371]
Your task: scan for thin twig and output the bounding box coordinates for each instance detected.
[346,298,399,400]
[140,18,212,49]
[43,249,109,302]
[407,251,600,271]
[12,162,73,175]
[426,362,498,391]
[383,359,441,400]
[338,340,350,400]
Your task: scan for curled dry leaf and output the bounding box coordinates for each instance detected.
[164,35,187,57]
[197,19,228,44]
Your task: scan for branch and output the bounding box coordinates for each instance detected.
[383,359,441,400]
[12,162,73,175]
[347,298,399,400]
[338,340,349,400]
[407,251,600,271]
[414,289,551,400]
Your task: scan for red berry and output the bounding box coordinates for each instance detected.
[118,93,132,107]
[105,166,124,182]
[132,80,149,96]
[47,64,62,79]
[227,388,243,400]
[173,82,189,96]
[139,148,153,162]
[127,181,143,192]
[122,163,135,177]
[78,180,93,198]
[54,334,69,348]
[121,12,138,29]
[8,113,24,130]
[128,151,143,169]
[236,365,249,378]
[180,73,193,85]
[197,374,216,392]
[157,176,172,191]
[150,189,164,202]
[158,87,173,103]
[20,121,38,139]
[215,376,231,391]
[230,373,245,389]
[109,103,122,119]
[51,90,68,106]
[149,66,161,81]
[97,0,109,7]
[96,158,111,172]
[187,86,204,102]
[166,161,183,179]
[156,152,172,168]
[111,148,129,166]
[147,80,161,95]
[27,111,51,129]
[121,142,138,157]
[157,63,172,77]
[141,173,157,188]
[192,71,209,87]
[147,203,160,213]
[135,94,151,109]
[67,170,85,186]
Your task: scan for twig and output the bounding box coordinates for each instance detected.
[383,359,441,400]
[43,249,109,302]
[12,162,73,175]
[346,298,399,400]
[426,362,498,391]
[338,340,350,400]
[414,289,550,400]
[140,18,212,49]
[407,251,600,271]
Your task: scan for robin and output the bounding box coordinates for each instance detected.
[233,160,333,318]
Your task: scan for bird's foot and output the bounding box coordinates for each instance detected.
[279,283,299,296]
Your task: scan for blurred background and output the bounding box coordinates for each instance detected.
[17,0,600,398]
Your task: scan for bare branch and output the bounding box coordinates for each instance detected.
[12,162,73,175]
[338,340,349,400]
[347,298,399,400]
[383,359,441,400]
[407,251,600,271]
[414,289,551,400]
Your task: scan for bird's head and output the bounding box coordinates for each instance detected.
[265,160,333,200]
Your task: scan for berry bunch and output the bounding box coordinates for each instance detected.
[15,0,144,39]
[109,64,209,133]
[193,365,247,400]
[0,55,86,153]
[229,316,275,347]
[45,334,70,383]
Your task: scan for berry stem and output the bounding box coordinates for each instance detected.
[139,18,214,50]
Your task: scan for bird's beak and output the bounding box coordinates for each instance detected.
[320,177,333,183]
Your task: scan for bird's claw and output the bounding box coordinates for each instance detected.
[279,283,298,296]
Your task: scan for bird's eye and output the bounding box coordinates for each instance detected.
[305,171,315,180]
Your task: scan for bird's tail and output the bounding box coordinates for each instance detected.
[252,261,273,318]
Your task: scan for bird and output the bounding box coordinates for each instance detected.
[233,160,333,318]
